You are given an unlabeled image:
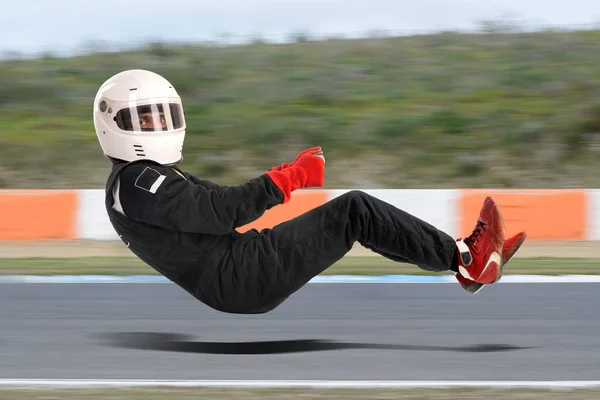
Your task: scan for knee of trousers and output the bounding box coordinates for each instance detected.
[335,190,371,209]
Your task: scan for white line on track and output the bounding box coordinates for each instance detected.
[1,380,600,389]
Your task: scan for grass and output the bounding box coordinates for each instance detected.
[0,388,599,400]
[3,29,600,188]
[0,256,598,276]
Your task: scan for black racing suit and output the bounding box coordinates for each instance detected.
[105,159,458,314]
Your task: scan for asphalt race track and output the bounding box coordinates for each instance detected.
[0,282,599,381]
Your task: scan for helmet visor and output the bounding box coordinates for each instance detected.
[114,103,184,132]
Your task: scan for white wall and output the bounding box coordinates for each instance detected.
[586,189,600,240]
[76,189,119,240]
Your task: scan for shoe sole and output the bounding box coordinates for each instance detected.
[495,232,528,283]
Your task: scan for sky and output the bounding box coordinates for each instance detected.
[2,0,600,56]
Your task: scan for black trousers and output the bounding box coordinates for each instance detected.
[203,190,458,314]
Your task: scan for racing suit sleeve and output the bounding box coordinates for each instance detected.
[117,162,284,235]
[178,169,223,190]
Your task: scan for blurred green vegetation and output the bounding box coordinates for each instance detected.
[3,30,600,188]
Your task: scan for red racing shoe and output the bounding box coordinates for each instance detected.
[457,231,527,294]
[454,196,505,288]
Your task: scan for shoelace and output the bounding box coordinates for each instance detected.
[464,220,487,250]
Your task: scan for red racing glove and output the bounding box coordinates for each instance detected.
[265,147,325,203]
[269,146,322,172]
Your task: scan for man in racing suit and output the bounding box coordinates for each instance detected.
[93,69,527,314]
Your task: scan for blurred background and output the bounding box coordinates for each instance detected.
[3,0,600,190]
[3,3,600,398]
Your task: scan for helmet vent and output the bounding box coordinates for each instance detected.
[129,88,138,91]
[134,145,145,157]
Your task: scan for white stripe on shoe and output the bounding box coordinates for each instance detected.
[459,251,501,282]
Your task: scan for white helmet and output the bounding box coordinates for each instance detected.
[93,69,186,165]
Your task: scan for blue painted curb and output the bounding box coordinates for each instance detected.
[0,275,453,284]
[0,275,169,283]
[310,275,453,283]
